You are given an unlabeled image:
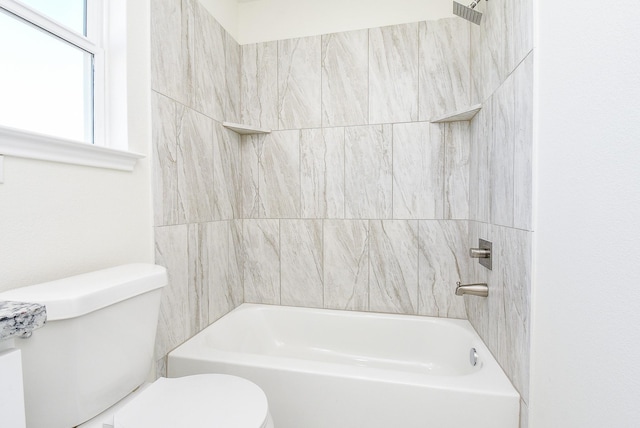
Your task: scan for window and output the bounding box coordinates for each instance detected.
[0,0,143,171]
[0,0,102,143]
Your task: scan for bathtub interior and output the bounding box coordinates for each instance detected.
[188,305,485,376]
[167,304,521,428]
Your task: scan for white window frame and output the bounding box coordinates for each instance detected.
[0,0,143,171]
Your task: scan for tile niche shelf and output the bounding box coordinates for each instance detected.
[222,122,271,135]
[431,104,482,123]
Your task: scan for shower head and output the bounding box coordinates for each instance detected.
[453,1,483,25]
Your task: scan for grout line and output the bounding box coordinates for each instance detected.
[443,123,448,220]
[343,128,346,219]
[276,40,280,130]
[367,219,371,311]
[321,218,325,309]
[320,34,324,128]
[367,28,370,125]
[417,21,421,121]
[278,218,282,305]
[390,124,394,219]
[416,219,421,315]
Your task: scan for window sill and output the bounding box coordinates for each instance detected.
[0,126,144,172]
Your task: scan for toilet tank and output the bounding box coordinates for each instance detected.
[0,264,167,428]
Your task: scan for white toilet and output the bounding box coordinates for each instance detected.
[0,264,274,428]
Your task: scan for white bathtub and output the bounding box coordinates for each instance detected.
[168,304,519,428]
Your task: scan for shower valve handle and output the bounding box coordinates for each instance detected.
[469,248,491,258]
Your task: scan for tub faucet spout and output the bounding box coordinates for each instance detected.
[455,281,489,297]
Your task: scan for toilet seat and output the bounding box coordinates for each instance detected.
[114,374,271,428]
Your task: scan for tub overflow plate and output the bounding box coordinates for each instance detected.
[470,348,478,366]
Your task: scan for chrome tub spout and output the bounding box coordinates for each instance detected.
[455,281,489,297]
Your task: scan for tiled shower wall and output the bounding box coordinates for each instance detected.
[150,0,477,373]
[464,0,534,426]
[150,0,244,373]
[238,20,473,316]
[150,1,534,426]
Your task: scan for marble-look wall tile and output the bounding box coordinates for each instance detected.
[225,33,241,123]
[187,224,209,333]
[241,42,278,129]
[150,0,194,106]
[281,220,323,308]
[229,220,244,304]
[520,400,529,428]
[493,0,515,78]
[177,106,215,223]
[513,0,533,70]
[241,134,264,219]
[485,224,507,367]
[243,219,280,304]
[193,1,225,121]
[470,224,510,396]
[464,0,532,415]
[465,222,531,402]
[490,75,515,228]
[154,225,189,360]
[444,122,470,220]
[392,122,443,219]
[345,125,392,219]
[324,220,369,311]
[464,221,492,342]
[259,130,300,218]
[369,23,419,123]
[278,36,322,129]
[369,220,419,314]
[321,29,369,127]
[300,128,345,219]
[471,0,515,103]
[469,4,486,104]
[200,221,242,323]
[155,356,167,379]
[213,123,241,219]
[419,18,470,121]
[152,91,181,226]
[469,99,492,223]
[468,223,503,361]
[498,226,531,402]
[513,53,534,231]
[418,220,468,319]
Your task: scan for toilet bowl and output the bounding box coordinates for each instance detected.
[0,264,274,428]
[80,374,274,428]
[115,375,273,428]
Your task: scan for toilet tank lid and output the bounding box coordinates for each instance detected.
[0,264,167,321]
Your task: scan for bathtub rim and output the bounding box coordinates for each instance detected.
[168,303,519,399]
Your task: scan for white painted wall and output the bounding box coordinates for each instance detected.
[0,1,154,292]
[204,0,453,44]
[530,0,640,426]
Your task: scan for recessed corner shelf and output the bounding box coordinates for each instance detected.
[431,104,482,123]
[223,122,271,135]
